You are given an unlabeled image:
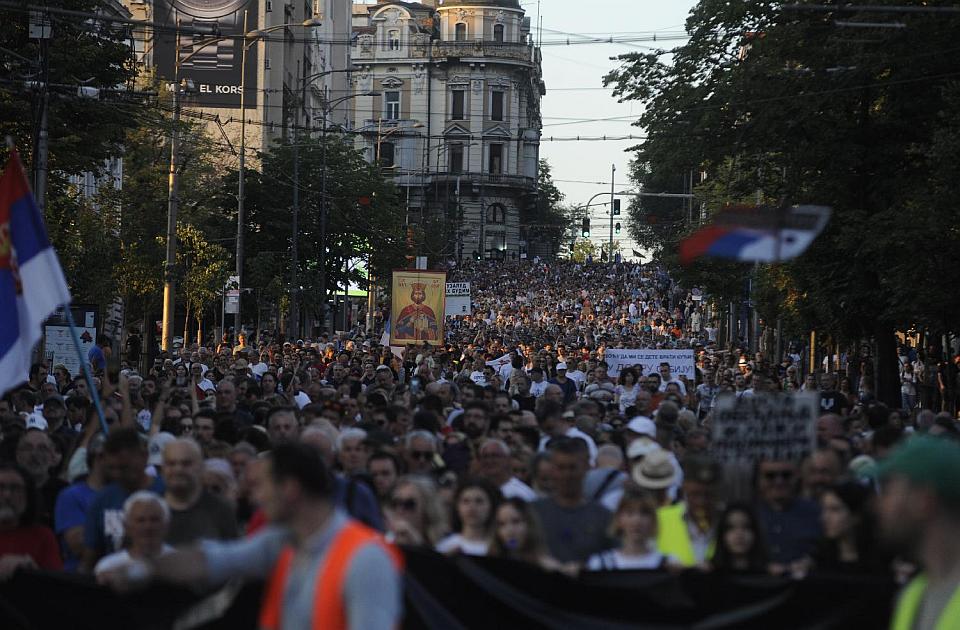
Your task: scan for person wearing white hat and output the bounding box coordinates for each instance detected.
[547,362,577,405]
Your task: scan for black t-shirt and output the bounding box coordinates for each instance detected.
[126,335,142,361]
[819,390,849,416]
[166,490,238,545]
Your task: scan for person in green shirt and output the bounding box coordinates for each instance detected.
[878,435,960,630]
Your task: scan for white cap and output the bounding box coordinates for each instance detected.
[626,436,661,459]
[625,415,657,438]
[148,432,177,466]
[25,413,48,431]
[556,362,568,371]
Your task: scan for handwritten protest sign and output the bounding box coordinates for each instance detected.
[711,392,818,463]
[604,349,695,379]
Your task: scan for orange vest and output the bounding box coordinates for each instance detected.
[259,520,404,630]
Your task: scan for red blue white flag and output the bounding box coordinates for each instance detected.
[0,150,71,396]
[679,205,831,265]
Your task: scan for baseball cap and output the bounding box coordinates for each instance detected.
[556,362,568,371]
[25,413,48,431]
[632,450,677,490]
[625,416,657,438]
[626,436,660,459]
[148,432,177,467]
[876,435,960,507]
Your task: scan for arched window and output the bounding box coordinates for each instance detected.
[493,24,504,43]
[455,23,467,41]
[486,203,506,224]
[388,29,401,50]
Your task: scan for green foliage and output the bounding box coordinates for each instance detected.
[521,159,571,256]
[570,239,597,263]
[171,224,231,318]
[0,0,143,176]
[605,0,960,345]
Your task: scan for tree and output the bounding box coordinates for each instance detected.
[170,225,231,343]
[605,0,960,405]
[0,0,143,178]
[521,159,571,257]
[571,239,597,263]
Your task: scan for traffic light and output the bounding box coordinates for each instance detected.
[615,222,621,234]
[613,199,621,215]
[581,218,590,237]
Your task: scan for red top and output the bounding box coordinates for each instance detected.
[0,524,63,570]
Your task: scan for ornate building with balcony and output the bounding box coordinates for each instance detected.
[350,0,544,260]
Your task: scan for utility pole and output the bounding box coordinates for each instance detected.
[319,86,329,336]
[162,27,183,353]
[234,9,249,342]
[289,58,305,341]
[608,163,615,260]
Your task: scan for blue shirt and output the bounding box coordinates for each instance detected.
[88,345,106,371]
[334,476,384,532]
[54,480,97,572]
[84,477,165,556]
[757,498,822,564]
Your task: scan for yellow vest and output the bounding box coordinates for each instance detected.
[657,503,715,568]
[890,575,960,630]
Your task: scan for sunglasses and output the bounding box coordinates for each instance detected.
[410,450,434,462]
[390,498,418,512]
[763,470,794,481]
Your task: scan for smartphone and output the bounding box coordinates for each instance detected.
[410,377,422,396]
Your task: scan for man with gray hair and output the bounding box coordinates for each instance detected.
[162,439,237,545]
[478,438,536,501]
[337,428,369,476]
[404,430,439,476]
[94,492,174,576]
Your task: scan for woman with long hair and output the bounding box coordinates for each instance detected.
[615,368,640,414]
[436,478,501,556]
[586,483,668,571]
[811,481,889,575]
[489,498,571,573]
[384,476,449,547]
[710,503,770,574]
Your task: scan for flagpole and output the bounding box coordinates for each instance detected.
[63,309,109,435]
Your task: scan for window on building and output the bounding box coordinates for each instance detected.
[491,90,504,121]
[493,24,504,43]
[378,142,395,168]
[487,203,506,224]
[488,143,503,174]
[385,91,400,120]
[451,90,465,120]
[455,22,467,41]
[449,143,465,173]
[388,29,400,51]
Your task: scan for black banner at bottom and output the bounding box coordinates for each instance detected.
[0,550,896,629]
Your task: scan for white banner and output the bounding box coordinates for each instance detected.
[486,353,514,369]
[445,282,471,317]
[710,392,818,463]
[44,325,97,378]
[604,348,696,379]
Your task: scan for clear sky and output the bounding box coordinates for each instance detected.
[530,0,697,254]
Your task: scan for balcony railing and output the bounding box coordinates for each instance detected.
[419,171,536,189]
[433,40,535,63]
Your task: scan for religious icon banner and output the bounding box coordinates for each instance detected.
[391,270,446,346]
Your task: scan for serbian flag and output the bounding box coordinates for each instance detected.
[679,204,831,265]
[0,149,71,396]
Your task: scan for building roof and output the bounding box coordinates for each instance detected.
[436,1,522,8]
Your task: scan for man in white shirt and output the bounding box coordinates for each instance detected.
[565,362,587,393]
[529,367,549,398]
[657,362,687,396]
[469,357,489,387]
[536,402,598,466]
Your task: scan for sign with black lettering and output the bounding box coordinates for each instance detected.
[711,392,818,463]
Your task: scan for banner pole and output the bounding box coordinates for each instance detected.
[64,308,109,435]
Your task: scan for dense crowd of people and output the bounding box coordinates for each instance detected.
[1,259,959,628]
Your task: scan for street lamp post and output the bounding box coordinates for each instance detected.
[234,16,321,342]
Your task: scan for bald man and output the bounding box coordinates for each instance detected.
[162,439,238,545]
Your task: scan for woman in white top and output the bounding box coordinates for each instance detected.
[436,478,501,557]
[614,368,641,414]
[587,483,670,571]
[94,491,175,576]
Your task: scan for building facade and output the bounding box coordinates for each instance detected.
[350,0,544,260]
[124,0,355,157]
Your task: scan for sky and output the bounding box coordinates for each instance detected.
[530,0,698,255]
